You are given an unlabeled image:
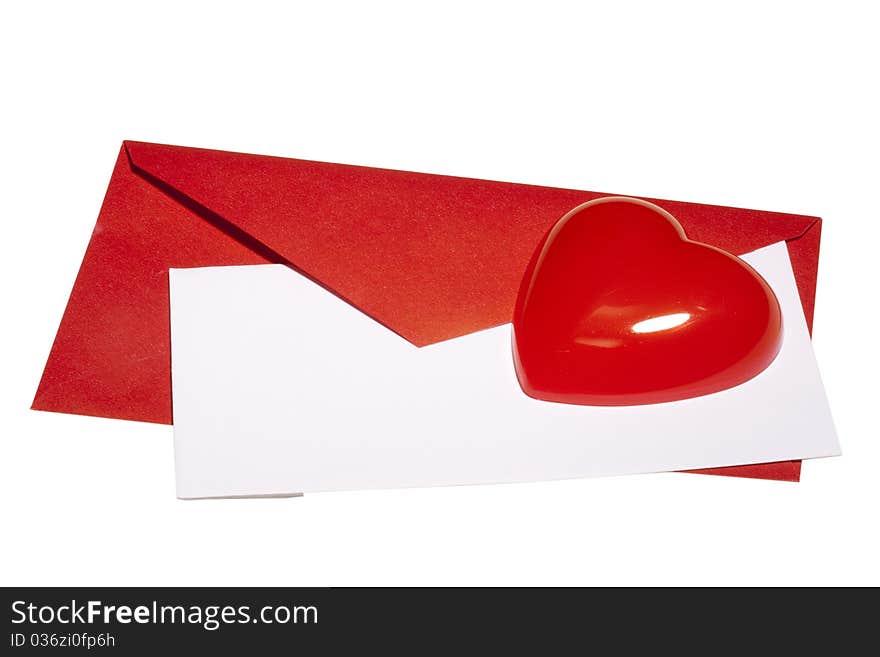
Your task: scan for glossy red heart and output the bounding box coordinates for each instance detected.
[512,197,783,406]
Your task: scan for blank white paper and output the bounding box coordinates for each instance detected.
[170,242,840,498]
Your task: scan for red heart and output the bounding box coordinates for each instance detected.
[512,197,783,406]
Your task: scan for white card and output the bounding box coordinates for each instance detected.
[170,242,839,498]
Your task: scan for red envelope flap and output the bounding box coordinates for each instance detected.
[124,141,821,346]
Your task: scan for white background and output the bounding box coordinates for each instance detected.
[1,1,877,586]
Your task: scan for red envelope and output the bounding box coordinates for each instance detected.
[33,141,823,482]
